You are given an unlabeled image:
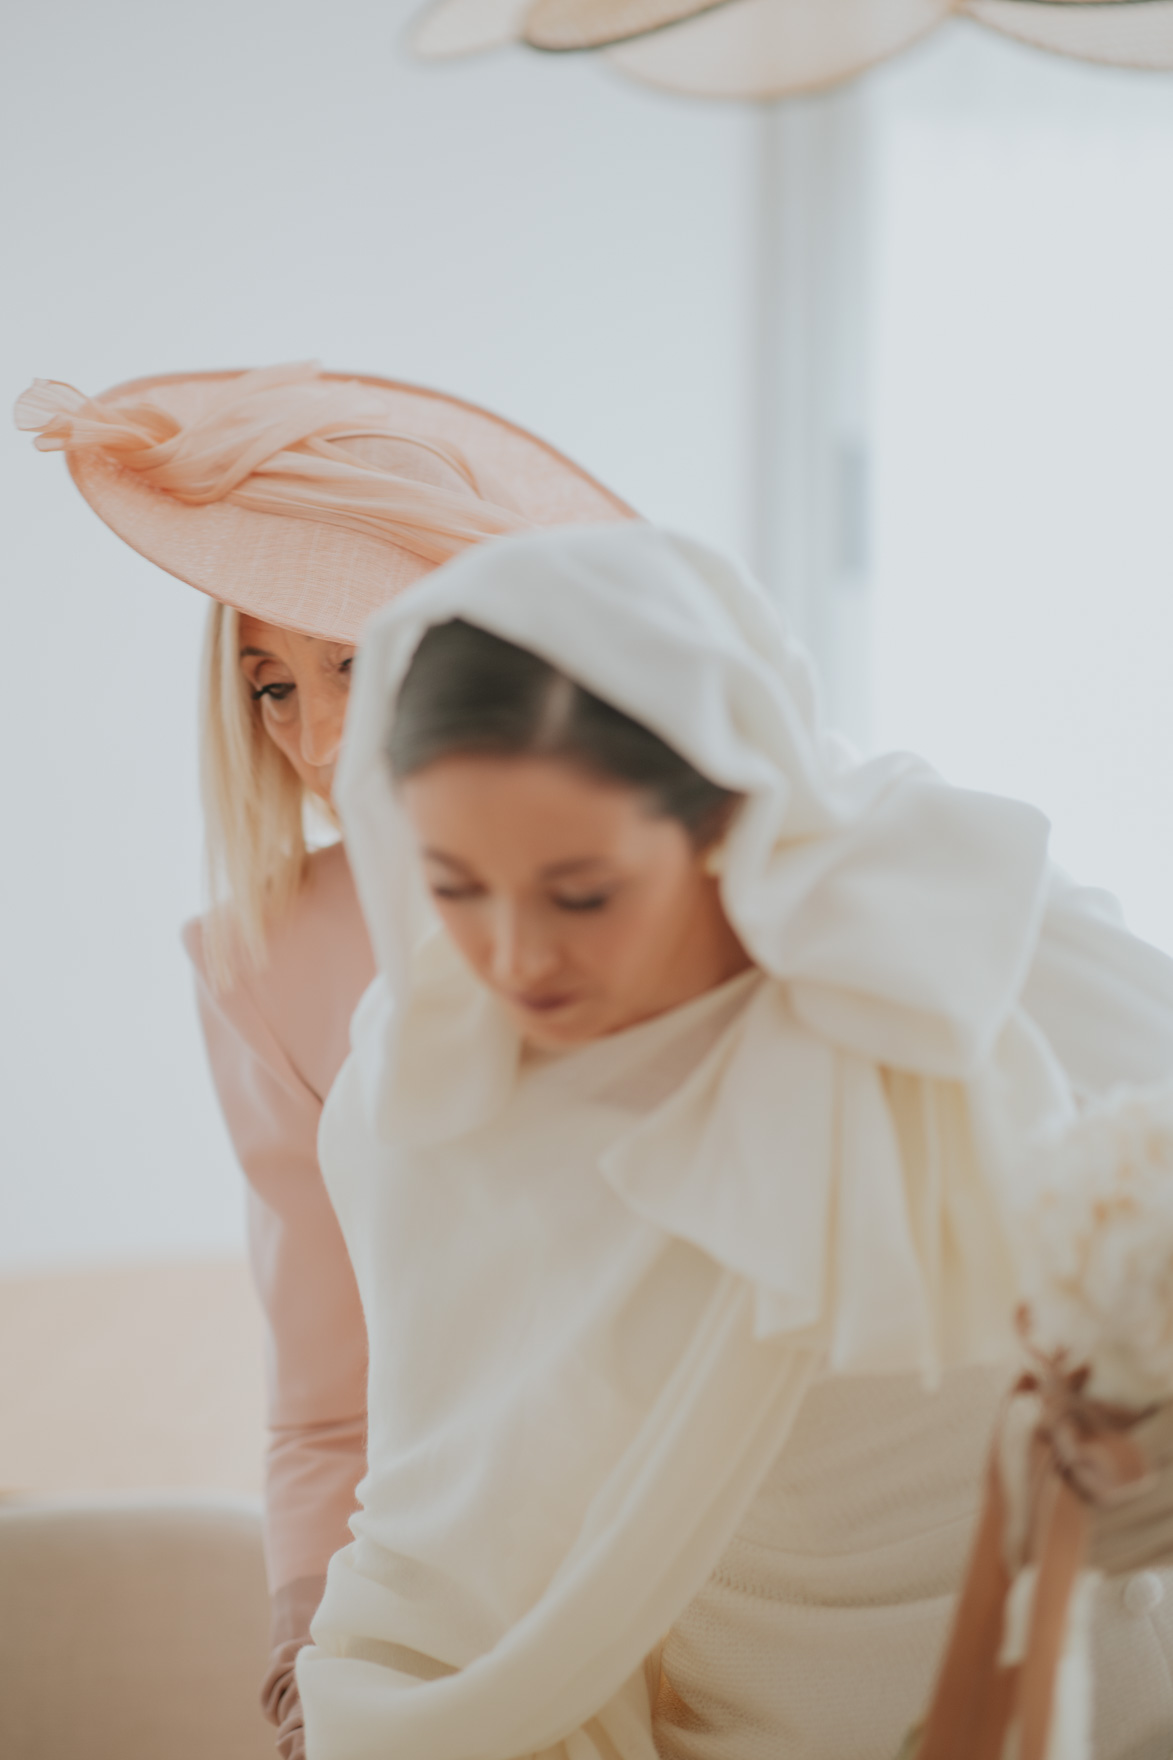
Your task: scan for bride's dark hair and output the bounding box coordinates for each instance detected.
[386,618,738,846]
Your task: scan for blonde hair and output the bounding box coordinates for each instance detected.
[198,600,312,988]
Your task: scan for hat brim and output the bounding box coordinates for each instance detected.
[67,369,636,643]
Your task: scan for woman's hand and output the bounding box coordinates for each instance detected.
[261,1574,327,1760]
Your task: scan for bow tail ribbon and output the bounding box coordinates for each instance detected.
[916,1446,1019,1760]
[1018,1455,1092,1760]
[916,1348,1154,1760]
[918,1443,1091,1760]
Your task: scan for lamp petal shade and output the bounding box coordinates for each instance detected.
[409,0,1173,93]
[963,0,1173,69]
[412,0,531,59]
[524,0,722,52]
[605,0,952,97]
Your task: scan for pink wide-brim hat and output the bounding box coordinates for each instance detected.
[14,362,636,643]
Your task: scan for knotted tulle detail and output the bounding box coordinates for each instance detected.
[13,363,532,566]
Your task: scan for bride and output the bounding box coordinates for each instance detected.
[298,521,1173,1760]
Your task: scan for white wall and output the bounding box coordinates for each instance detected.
[0,0,759,1270]
[867,24,1173,956]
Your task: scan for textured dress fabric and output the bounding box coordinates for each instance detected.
[655,1366,1009,1760]
[295,524,1173,1760]
[654,1369,1173,1760]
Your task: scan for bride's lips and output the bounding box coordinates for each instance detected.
[510,991,581,1014]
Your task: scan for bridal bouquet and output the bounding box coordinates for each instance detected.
[1022,1082,1173,1410]
[905,1080,1173,1760]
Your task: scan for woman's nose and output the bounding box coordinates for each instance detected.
[489,904,557,990]
[298,689,345,768]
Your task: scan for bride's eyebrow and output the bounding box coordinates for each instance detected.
[541,858,611,879]
[422,849,477,872]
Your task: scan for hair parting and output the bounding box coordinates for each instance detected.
[386,618,740,846]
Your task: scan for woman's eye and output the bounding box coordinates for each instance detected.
[251,681,295,703]
[553,893,611,913]
[430,883,484,902]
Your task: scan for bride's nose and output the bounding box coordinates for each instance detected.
[489,901,559,990]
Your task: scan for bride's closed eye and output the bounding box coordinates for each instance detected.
[430,881,486,902]
[552,891,612,913]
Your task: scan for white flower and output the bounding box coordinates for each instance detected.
[1023,1081,1173,1410]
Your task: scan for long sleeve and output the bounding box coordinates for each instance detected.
[182,848,374,1755]
[184,916,368,1591]
[185,935,368,1589]
[184,881,373,1760]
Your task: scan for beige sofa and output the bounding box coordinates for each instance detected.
[0,1493,274,1760]
[0,1259,273,1757]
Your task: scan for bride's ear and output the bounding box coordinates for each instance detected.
[697,796,741,877]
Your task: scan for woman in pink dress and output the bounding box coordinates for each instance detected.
[15,361,633,1758]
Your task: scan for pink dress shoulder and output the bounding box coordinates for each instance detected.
[183,842,375,1593]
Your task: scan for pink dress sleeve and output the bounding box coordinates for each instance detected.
[182,845,374,1594]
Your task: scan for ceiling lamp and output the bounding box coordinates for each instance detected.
[410,0,1173,100]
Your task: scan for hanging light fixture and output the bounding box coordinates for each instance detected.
[410,0,1173,100]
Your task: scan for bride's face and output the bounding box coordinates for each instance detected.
[400,753,750,1049]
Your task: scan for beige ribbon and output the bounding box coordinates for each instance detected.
[915,1311,1161,1760]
